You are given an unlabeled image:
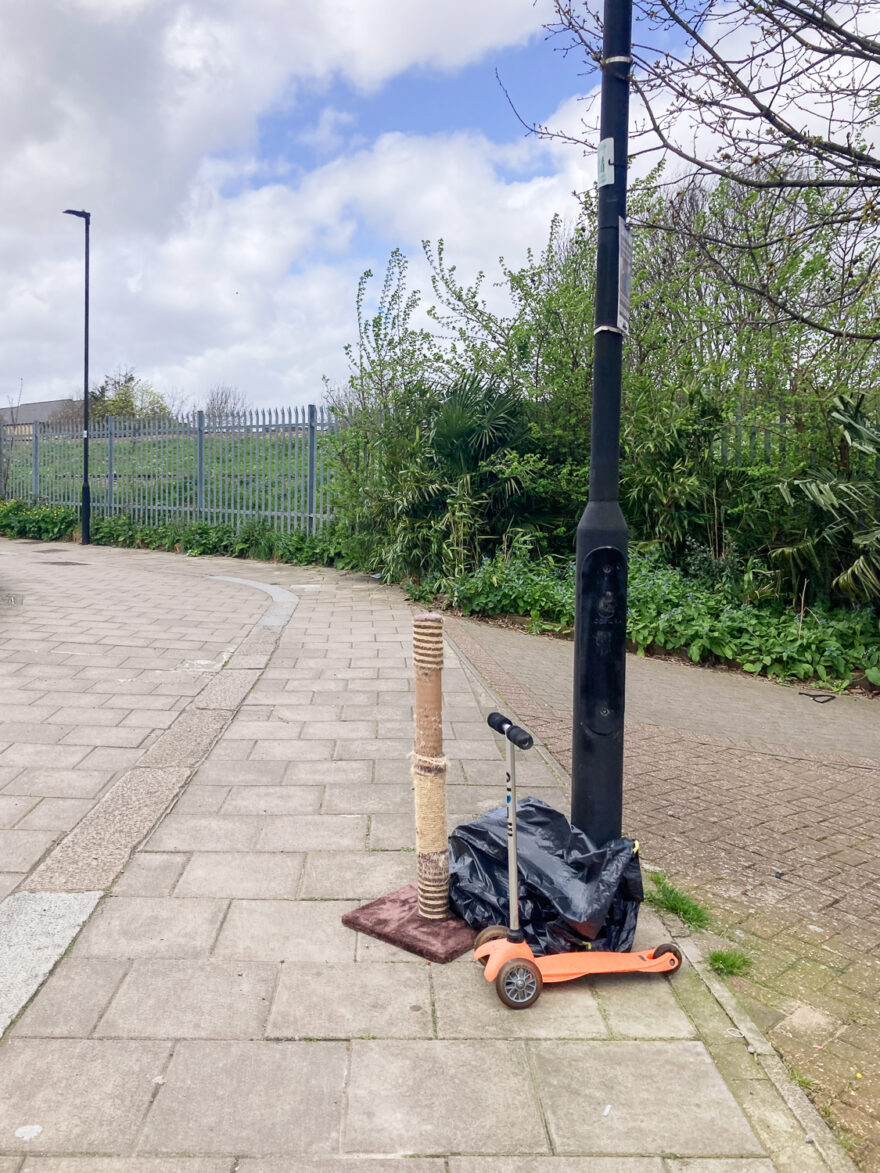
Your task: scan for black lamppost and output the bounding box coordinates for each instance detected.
[63,208,91,545]
[571,0,633,845]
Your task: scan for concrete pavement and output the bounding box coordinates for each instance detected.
[0,538,862,1170]
[447,616,880,1170]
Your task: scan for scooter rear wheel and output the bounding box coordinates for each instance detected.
[652,943,682,973]
[496,958,543,1008]
[474,925,508,967]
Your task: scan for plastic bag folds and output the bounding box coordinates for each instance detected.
[449,798,643,955]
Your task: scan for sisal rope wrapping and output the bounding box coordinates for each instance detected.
[412,613,449,919]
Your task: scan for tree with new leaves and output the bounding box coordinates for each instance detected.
[537,0,880,336]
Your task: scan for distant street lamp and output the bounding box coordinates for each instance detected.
[63,208,91,545]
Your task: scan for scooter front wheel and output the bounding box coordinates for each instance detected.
[496,957,543,1009]
[474,925,508,967]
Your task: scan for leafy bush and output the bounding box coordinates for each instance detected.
[89,513,358,571]
[415,542,880,688]
[0,500,78,541]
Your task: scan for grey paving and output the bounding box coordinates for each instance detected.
[94,959,276,1038]
[12,958,128,1038]
[529,1040,765,1156]
[0,1038,170,1152]
[345,1038,549,1154]
[139,1040,347,1154]
[0,545,853,1171]
[0,891,102,1034]
[71,896,227,958]
[266,961,432,1039]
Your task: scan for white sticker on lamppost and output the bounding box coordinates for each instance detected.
[617,218,633,334]
[597,138,614,187]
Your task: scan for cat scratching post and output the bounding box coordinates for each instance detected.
[412,611,449,919]
[340,610,472,962]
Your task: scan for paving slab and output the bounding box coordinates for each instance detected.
[95,959,276,1038]
[237,1161,443,1173]
[255,815,367,853]
[220,786,323,814]
[266,960,432,1039]
[590,971,698,1039]
[15,799,95,833]
[138,1040,347,1155]
[299,850,414,899]
[450,1161,664,1173]
[345,1038,549,1154]
[0,1038,170,1153]
[2,769,113,799]
[110,853,188,897]
[20,1160,233,1172]
[214,899,357,963]
[249,739,335,761]
[191,761,287,786]
[146,813,264,852]
[529,1040,765,1156]
[12,958,128,1038]
[175,852,304,898]
[285,761,372,786]
[0,830,55,872]
[0,892,102,1034]
[432,955,608,1039]
[320,783,413,814]
[71,896,227,959]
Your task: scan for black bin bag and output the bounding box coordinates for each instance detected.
[449,798,642,955]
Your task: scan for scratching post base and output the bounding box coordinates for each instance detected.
[341,885,474,963]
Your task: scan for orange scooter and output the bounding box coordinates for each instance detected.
[474,712,681,1008]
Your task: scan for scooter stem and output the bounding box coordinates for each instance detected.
[506,736,524,942]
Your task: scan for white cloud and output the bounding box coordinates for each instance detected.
[0,0,583,411]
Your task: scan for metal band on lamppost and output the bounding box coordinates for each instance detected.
[63,208,91,545]
[571,0,633,846]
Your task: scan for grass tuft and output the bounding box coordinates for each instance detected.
[708,948,752,977]
[645,872,710,930]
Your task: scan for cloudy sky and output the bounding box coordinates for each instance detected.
[2,0,600,411]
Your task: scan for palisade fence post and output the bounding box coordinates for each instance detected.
[307,403,317,534]
[107,416,115,516]
[32,423,39,500]
[197,410,205,520]
[0,420,4,498]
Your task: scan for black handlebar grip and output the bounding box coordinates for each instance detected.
[487,712,533,751]
[507,725,533,751]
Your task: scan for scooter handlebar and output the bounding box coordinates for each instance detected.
[486,711,533,751]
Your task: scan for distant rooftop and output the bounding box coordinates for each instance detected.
[0,399,76,425]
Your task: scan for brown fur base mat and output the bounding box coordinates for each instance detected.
[341,884,475,963]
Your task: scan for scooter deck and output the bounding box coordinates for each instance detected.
[476,936,680,984]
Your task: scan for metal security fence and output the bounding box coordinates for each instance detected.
[0,406,339,532]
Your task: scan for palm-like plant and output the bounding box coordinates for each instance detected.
[776,395,880,603]
[374,373,525,581]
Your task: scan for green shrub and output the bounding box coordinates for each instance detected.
[0,500,78,541]
[414,542,879,688]
[91,515,140,547]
